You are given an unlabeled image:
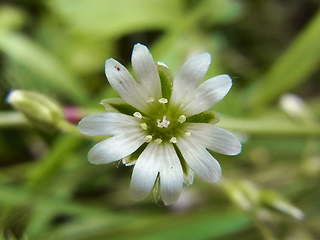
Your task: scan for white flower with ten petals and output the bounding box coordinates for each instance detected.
[78,43,241,205]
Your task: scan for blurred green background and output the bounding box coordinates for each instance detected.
[1,0,320,239]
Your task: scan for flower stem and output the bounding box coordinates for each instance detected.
[218,117,320,137]
[55,119,82,136]
[56,120,104,141]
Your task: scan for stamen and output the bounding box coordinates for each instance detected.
[158,98,168,104]
[178,115,186,123]
[146,97,154,103]
[157,115,170,128]
[185,131,191,136]
[144,135,152,143]
[170,137,177,144]
[133,112,143,119]
[140,123,147,130]
[154,138,162,144]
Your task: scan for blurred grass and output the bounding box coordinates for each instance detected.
[0,0,320,240]
[247,10,320,110]
[0,33,90,104]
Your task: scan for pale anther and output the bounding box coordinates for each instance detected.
[154,138,162,144]
[158,98,168,104]
[170,137,177,144]
[144,135,152,143]
[146,97,154,103]
[157,115,170,128]
[140,123,147,130]
[185,131,191,136]
[178,115,186,123]
[133,112,143,119]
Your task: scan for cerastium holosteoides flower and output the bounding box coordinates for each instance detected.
[78,43,241,205]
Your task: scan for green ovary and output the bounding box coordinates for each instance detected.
[142,114,186,142]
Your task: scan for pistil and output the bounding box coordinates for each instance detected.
[157,115,170,128]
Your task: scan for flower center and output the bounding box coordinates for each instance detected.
[134,111,188,144]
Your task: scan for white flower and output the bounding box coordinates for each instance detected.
[78,43,241,205]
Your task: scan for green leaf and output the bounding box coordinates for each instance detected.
[49,0,183,38]
[247,10,320,108]
[0,33,90,104]
[218,116,320,137]
[125,212,250,240]
[0,6,27,31]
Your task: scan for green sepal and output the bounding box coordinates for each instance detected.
[100,98,138,115]
[152,175,162,204]
[187,110,220,124]
[173,144,194,185]
[157,62,173,101]
[122,143,147,166]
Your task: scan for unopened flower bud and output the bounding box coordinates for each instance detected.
[280,94,313,123]
[7,90,64,126]
[223,180,259,211]
[260,190,304,220]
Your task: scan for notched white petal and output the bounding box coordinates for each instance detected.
[159,144,183,205]
[187,123,242,156]
[77,112,139,136]
[176,52,211,86]
[130,143,160,201]
[183,74,232,116]
[105,58,148,112]
[88,129,144,165]
[171,52,211,104]
[177,137,221,183]
[132,43,162,99]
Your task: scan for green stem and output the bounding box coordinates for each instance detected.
[56,120,104,141]
[218,117,320,137]
[56,119,82,136]
[253,217,278,240]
